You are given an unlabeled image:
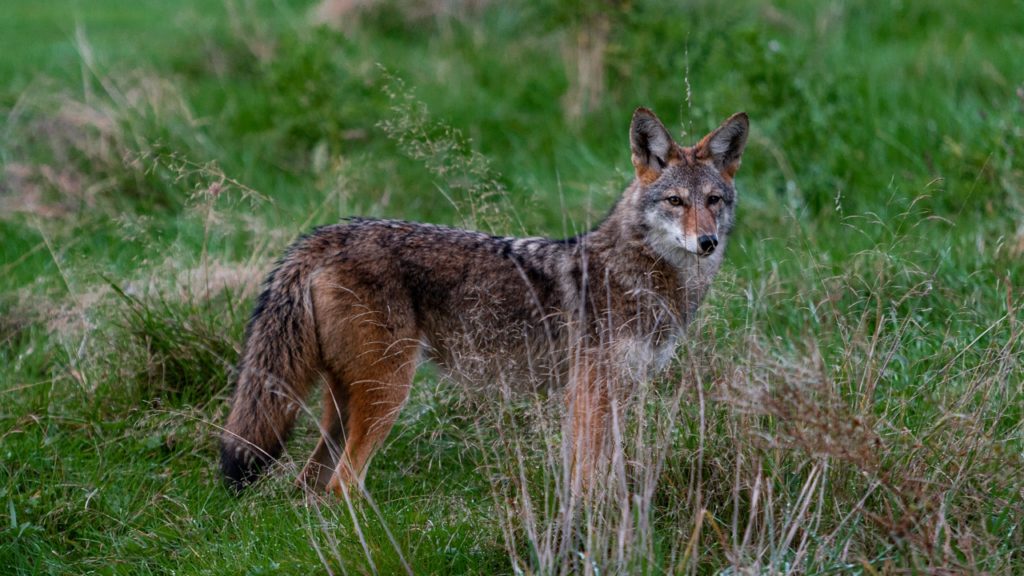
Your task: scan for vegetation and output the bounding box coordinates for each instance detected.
[1,0,1021,573]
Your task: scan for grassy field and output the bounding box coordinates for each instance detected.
[2,0,1022,573]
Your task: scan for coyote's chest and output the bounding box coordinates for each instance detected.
[611,257,720,379]
[616,330,681,380]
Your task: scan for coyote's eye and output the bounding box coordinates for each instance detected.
[666,196,683,207]
[707,195,721,206]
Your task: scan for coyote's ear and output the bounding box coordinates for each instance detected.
[630,108,677,184]
[696,112,749,180]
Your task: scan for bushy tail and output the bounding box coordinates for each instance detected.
[220,244,322,491]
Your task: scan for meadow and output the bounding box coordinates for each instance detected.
[1,0,1022,573]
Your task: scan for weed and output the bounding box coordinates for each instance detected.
[109,282,244,409]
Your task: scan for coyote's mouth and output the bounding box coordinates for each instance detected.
[677,234,717,258]
[675,235,704,257]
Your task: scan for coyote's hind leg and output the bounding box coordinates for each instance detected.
[309,270,421,496]
[297,382,346,491]
[325,341,418,496]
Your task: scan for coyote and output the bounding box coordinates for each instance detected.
[221,108,749,495]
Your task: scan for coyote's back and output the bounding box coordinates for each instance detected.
[221,107,749,494]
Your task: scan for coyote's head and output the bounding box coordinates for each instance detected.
[628,108,749,264]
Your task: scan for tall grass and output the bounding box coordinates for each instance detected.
[466,204,1022,574]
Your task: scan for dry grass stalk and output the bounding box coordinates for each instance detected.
[563,12,611,124]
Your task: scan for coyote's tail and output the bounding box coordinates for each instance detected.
[220,239,323,491]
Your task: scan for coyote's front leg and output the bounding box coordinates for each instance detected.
[567,351,613,497]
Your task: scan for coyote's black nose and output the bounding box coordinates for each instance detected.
[698,234,719,255]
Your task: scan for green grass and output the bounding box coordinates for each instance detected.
[2,0,1022,573]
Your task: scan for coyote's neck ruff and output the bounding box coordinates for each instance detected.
[222,108,749,495]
